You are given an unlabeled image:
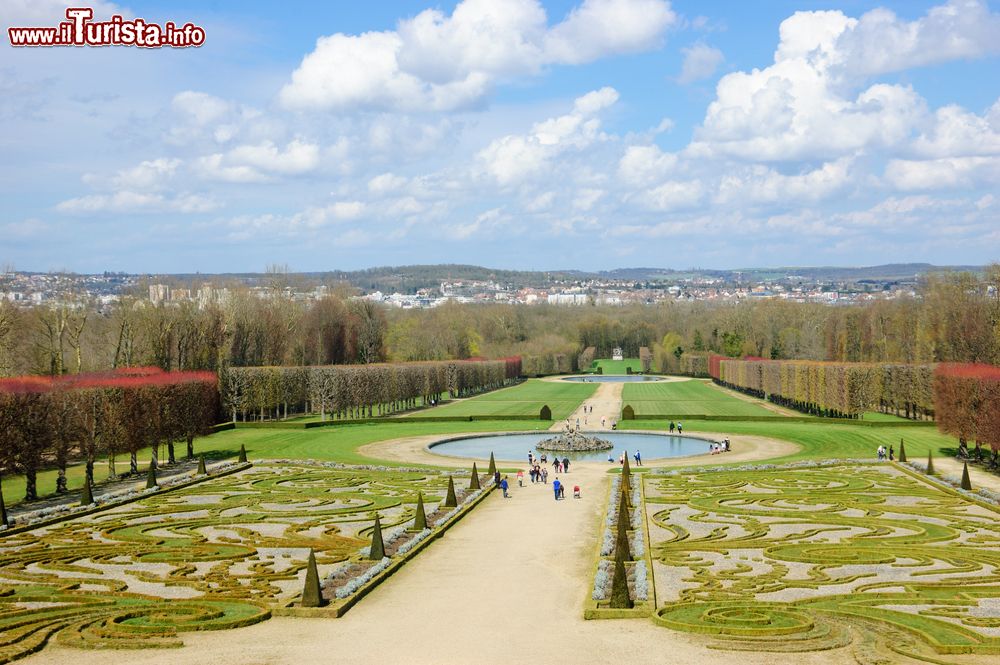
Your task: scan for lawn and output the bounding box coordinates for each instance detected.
[622,379,779,417]
[1,420,546,507]
[407,378,596,420]
[591,358,644,374]
[629,418,958,463]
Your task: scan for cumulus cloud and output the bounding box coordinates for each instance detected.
[477,87,617,185]
[197,140,320,182]
[884,156,1000,190]
[690,0,1000,162]
[279,0,675,111]
[677,42,724,84]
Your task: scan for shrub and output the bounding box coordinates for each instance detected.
[300,549,324,607]
[961,462,972,490]
[443,476,458,508]
[80,477,93,506]
[539,404,552,420]
[622,404,635,420]
[469,462,481,490]
[412,492,427,531]
[369,513,385,560]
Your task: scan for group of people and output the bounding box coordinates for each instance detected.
[876,444,895,461]
[668,421,683,434]
[496,451,578,501]
[608,449,642,466]
[709,439,731,454]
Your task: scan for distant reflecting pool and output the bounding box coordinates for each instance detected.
[562,375,664,383]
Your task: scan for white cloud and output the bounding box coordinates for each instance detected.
[573,188,604,211]
[716,158,854,205]
[110,158,182,190]
[197,140,320,182]
[543,0,676,64]
[368,173,409,195]
[618,144,677,186]
[478,87,617,185]
[279,0,674,111]
[831,0,1000,81]
[637,180,704,211]
[226,201,367,239]
[884,156,1000,190]
[56,191,216,214]
[690,1,1000,162]
[911,99,1000,159]
[677,42,724,84]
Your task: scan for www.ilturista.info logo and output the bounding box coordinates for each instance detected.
[8,7,206,48]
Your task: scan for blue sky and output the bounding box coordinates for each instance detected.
[1,0,998,273]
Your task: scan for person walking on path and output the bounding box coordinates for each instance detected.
[669,421,675,433]
[601,416,606,428]
[541,467,548,484]
[552,478,562,501]
[494,470,501,487]
[562,457,570,473]
[517,469,524,487]
[677,422,683,434]
[500,476,509,498]
[634,450,642,466]
[889,445,895,461]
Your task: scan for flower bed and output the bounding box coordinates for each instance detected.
[585,471,655,619]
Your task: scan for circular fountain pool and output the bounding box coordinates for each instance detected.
[428,431,711,463]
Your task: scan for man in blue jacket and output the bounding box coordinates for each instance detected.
[552,478,561,500]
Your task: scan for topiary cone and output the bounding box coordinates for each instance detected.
[609,548,634,609]
[469,462,481,490]
[443,476,458,508]
[411,492,427,531]
[368,513,385,560]
[898,439,907,463]
[487,452,496,476]
[926,451,935,475]
[300,549,324,607]
[80,477,94,506]
[961,462,972,490]
[146,460,157,489]
[197,456,207,475]
[238,444,248,463]
[616,490,632,561]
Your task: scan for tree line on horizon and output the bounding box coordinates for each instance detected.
[0,266,998,379]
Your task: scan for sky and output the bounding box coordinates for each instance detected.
[1,0,998,274]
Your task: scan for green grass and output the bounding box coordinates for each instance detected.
[622,379,779,417]
[860,411,912,422]
[629,418,960,463]
[2,420,546,508]
[591,358,643,374]
[407,379,596,420]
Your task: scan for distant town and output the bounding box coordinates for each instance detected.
[2,263,980,311]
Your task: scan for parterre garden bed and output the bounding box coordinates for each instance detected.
[0,461,489,662]
[643,462,1000,661]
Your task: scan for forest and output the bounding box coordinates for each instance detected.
[0,267,997,379]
